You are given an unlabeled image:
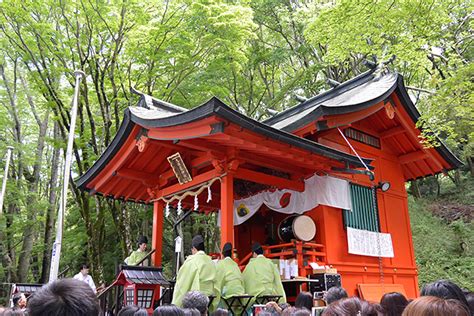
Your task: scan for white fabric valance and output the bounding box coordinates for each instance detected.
[233,174,352,225]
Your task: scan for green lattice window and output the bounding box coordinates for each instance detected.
[343,183,380,232]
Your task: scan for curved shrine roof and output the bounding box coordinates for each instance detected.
[264,70,462,171]
[76,96,374,196]
[76,70,462,201]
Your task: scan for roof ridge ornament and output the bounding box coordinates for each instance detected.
[362,59,377,70]
[326,78,341,88]
[373,55,397,78]
[130,86,186,112]
[294,94,308,103]
[266,108,280,116]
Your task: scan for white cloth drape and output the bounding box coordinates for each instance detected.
[233,174,352,225]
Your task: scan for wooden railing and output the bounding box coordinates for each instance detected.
[238,241,326,277]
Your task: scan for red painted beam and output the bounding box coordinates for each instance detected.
[158,154,217,187]
[156,168,222,199]
[220,173,234,247]
[152,201,164,266]
[146,116,224,140]
[115,168,158,185]
[398,150,429,164]
[390,96,445,171]
[90,139,139,192]
[234,168,304,192]
[210,132,328,171]
[380,126,405,139]
[237,151,309,177]
[324,102,385,130]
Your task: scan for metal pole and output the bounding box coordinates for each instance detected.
[49,70,86,282]
[0,146,13,216]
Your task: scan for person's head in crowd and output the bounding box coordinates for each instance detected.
[293,308,311,316]
[295,292,313,311]
[402,296,469,316]
[264,302,281,315]
[463,290,474,315]
[191,235,205,254]
[279,303,291,311]
[372,303,386,316]
[3,308,26,316]
[12,293,27,309]
[182,308,201,316]
[137,236,148,252]
[265,301,288,314]
[153,305,185,316]
[118,305,148,316]
[281,306,297,316]
[252,242,264,258]
[182,291,208,316]
[210,308,228,316]
[322,297,379,316]
[421,280,470,312]
[222,242,232,259]
[323,286,348,305]
[27,278,99,316]
[380,292,409,316]
[78,264,90,276]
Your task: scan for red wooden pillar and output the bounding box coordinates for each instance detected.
[152,200,164,266]
[220,173,234,247]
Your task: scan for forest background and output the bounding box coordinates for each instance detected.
[0,0,472,301]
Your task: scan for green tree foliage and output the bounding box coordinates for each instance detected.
[305,0,473,176]
[0,0,472,298]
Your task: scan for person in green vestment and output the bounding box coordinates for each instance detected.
[216,242,245,300]
[124,236,149,266]
[215,242,245,312]
[242,242,286,304]
[172,235,219,310]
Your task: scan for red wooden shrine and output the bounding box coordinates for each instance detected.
[77,69,461,302]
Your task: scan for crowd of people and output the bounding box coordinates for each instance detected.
[0,234,472,315]
[0,277,472,315]
[0,278,472,316]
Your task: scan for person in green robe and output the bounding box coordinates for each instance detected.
[124,236,149,266]
[215,242,245,312]
[216,242,244,300]
[172,235,219,310]
[242,242,286,304]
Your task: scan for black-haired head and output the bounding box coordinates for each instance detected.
[79,263,90,271]
[138,236,148,245]
[192,235,205,251]
[222,242,232,258]
[252,242,263,255]
[421,280,470,312]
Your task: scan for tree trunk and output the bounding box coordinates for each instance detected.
[409,180,422,198]
[467,157,474,177]
[40,122,61,283]
[454,169,462,187]
[436,175,441,197]
[17,113,49,281]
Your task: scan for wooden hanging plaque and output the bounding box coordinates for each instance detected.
[167,152,192,185]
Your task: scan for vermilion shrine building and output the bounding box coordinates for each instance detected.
[77,69,461,301]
